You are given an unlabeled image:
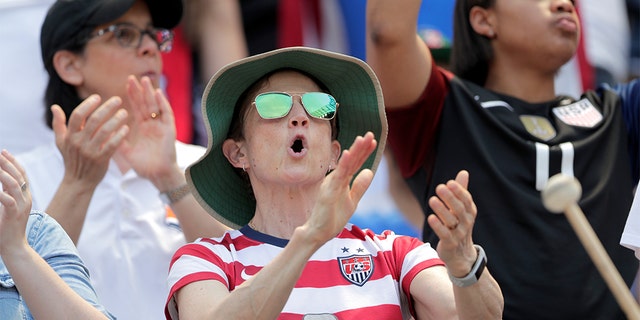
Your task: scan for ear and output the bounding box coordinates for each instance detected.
[222,138,246,170]
[469,6,497,39]
[52,50,84,86]
[329,140,341,168]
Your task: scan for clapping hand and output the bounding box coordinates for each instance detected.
[0,150,32,254]
[305,132,377,244]
[428,170,480,277]
[120,75,179,183]
[52,94,129,188]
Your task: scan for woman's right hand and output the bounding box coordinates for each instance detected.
[52,94,129,188]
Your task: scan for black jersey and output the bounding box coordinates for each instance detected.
[387,66,638,319]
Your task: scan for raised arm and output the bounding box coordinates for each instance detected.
[366,0,432,108]
[184,0,248,82]
[0,150,111,320]
[174,133,377,319]
[411,170,504,319]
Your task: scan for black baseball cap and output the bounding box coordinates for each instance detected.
[40,0,183,68]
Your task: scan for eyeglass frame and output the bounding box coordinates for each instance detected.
[252,91,340,120]
[86,22,174,52]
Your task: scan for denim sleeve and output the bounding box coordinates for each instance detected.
[27,212,116,320]
[602,79,640,184]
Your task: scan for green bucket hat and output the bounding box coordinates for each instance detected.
[187,46,388,229]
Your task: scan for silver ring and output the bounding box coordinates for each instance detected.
[20,181,27,192]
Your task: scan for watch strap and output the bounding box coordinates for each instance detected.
[448,244,487,287]
[160,184,191,205]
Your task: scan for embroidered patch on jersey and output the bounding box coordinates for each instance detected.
[519,115,557,141]
[552,98,603,127]
[338,254,373,286]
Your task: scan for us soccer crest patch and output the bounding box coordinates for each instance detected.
[552,98,603,127]
[338,254,373,286]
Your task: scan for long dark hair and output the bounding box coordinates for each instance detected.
[450,0,496,86]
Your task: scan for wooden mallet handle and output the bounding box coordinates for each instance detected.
[541,174,640,319]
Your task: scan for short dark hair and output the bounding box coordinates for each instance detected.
[450,0,496,86]
[43,32,89,129]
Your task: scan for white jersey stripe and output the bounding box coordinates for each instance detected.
[560,142,575,177]
[282,275,401,314]
[535,142,550,191]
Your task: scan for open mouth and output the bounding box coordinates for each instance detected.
[291,138,304,153]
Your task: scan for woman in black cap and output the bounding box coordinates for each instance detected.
[165,47,503,319]
[16,0,229,319]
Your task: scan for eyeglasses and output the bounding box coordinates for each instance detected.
[253,92,339,120]
[88,23,174,52]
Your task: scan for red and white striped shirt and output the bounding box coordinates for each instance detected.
[165,223,443,319]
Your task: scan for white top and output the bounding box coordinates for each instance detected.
[17,141,206,320]
[621,190,640,259]
[0,0,55,154]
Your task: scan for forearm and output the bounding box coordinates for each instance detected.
[366,0,431,108]
[149,165,230,241]
[198,226,323,319]
[3,243,108,319]
[452,270,504,320]
[367,0,422,43]
[198,0,248,80]
[46,179,96,243]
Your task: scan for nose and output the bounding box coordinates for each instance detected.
[138,32,159,56]
[288,98,309,128]
[552,0,575,13]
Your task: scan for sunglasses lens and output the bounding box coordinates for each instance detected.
[301,93,337,119]
[255,93,293,119]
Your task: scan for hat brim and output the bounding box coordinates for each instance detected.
[187,47,388,229]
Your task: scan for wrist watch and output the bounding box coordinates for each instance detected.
[159,184,191,205]
[448,244,487,287]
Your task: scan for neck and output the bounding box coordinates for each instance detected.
[485,55,561,103]
[250,184,319,239]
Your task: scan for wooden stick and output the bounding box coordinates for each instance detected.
[542,174,640,318]
[563,202,640,319]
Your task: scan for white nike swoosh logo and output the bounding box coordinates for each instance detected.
[241,269,254,281]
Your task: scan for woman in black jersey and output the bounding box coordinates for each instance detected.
[367,0,640,319]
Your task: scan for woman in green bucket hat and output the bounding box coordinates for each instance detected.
[165,46,503,319]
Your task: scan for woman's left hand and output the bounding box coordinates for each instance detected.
[427,170,480,277]
[120,75,181,187]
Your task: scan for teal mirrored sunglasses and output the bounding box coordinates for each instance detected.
[253,92,339,120]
